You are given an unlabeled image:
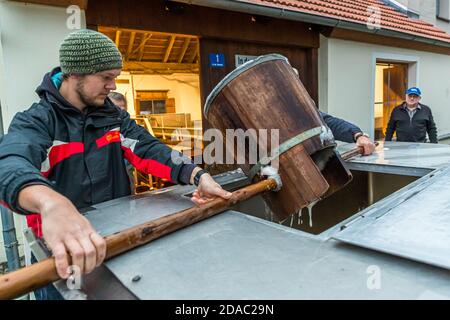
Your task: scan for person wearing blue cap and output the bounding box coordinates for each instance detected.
[385,87,437,143]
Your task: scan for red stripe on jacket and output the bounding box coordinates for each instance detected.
[42,142,84,177]
[25,142,82,237]
[26,214,43,238]
[121,146,172,182]
[0,200,11,209]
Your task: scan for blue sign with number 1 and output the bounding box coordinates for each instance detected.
[209,53,225,68]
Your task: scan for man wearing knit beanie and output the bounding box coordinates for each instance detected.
[0,29,231,299]
[58,29,124,109]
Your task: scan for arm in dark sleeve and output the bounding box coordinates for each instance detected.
[119,111,196,185]
[0,106,55,214]
[426,109,438,143]
[319,111,361,143]
[384,111,396,141]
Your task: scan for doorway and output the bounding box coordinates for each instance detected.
[374,61,408,140]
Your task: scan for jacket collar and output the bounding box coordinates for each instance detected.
[36,67,120,119]
[402,102,422,110]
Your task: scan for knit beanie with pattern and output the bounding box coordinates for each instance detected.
[59,29,123,74]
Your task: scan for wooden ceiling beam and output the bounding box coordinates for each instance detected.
[138,34,151,61]
[130,33,151,61]
[115,30,122,48]
[126,31,136,61]
[190,41,199,63]
[163,35,176,63]
[178,38,191,63]
[123,61,199,74]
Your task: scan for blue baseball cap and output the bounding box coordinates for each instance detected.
[406,87,422,96]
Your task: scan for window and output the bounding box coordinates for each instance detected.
[139,100,167,115]
[135,90,175,115]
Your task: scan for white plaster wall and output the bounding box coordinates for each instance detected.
[0,1,86,129]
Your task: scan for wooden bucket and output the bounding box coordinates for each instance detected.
[204,54,352,221]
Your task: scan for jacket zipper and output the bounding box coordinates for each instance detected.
[82,115,94,206]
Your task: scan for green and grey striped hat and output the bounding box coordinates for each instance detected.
[59,29,123,74]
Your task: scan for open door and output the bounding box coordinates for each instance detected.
[374,62,408,140]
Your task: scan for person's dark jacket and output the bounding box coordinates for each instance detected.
[385,102,437,143]
[0,68,196,237]
[319,111,362,143]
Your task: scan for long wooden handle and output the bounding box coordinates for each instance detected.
[341,142,379,161]
[0,179,278,300]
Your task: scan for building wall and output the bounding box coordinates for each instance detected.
[0,1,86,129]
[419,0,438,24]
[436,19,450,34]
[0,2,86,263]
[319,36,450,140]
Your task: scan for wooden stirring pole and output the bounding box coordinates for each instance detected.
[340,142,379,161]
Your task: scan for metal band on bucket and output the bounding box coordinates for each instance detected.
[248,126,324,181]
[203,54,291,119]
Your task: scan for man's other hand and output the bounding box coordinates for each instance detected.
[191,173,232,205]
[356,135,376,156]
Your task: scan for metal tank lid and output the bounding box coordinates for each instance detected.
[203,53,290,119]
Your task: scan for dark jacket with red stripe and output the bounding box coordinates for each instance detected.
[0,68,196,237]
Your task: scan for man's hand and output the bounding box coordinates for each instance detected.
[40,199,106,279]
[190,170,232,205]
[356,135,376,156]
[18,185,106,279]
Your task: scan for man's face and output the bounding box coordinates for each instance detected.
[406,93,421,107]
[75,69,121,107]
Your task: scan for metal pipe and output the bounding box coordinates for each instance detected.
[0,102,3,135]
[1,207,21,272]
[368,171,375,206]
[171,0,450,48]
